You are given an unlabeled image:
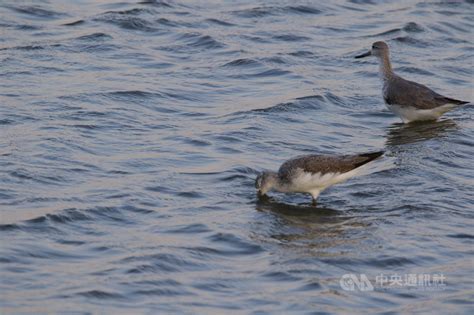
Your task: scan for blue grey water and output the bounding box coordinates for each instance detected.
[1,0,473,313]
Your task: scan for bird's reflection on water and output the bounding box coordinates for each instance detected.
[256,197,341,217]
[385,119,459,146]
[254,198,374,254]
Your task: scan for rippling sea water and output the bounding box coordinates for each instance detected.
[1,0,473,313]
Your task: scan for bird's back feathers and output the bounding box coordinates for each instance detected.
[385,75,468,109]
[278,151,384,182]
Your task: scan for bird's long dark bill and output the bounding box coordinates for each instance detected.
[355,51,371,59]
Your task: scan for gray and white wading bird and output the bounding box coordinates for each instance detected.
[355,41,469,123]
[255,151,384,206]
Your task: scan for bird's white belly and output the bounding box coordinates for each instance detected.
[290,168,362,193]
[386,103,456,123]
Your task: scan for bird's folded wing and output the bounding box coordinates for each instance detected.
[386,76,448,109]
[278,152,383,179]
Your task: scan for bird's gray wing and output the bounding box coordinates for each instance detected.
[278,151,384,180]
[385,76,447,109]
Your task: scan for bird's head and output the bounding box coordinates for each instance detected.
[255,171,277,197]
[355,41,389,59]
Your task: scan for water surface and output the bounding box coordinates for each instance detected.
[1,0,473,313]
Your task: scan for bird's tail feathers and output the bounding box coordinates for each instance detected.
[436,96,469,106]
[354,151,385,168]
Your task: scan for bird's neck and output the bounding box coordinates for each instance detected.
[273,181,287,193]
[268,173,288,193]
[378,54,394,81]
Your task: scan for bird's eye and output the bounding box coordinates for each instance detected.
[372,45,378,49]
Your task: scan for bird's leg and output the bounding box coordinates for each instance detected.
[310,191,320,207]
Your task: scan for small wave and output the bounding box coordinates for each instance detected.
[131,279,190,296]
[0,223,20,231]
[366,256,415,267]
[18,24,41,30]
[44,209,92,224]
[212,134,244,143]
[230,68,291,79]
[165,224,211,234]
[177,32,226,50]
[222,58,262,67]
[0,45,44,51]
[232,6,276,18]
[138,0,173,8]
[75,32,112,41]
[285,5,322,15]
[132,288,192,296]
[238,35,272,44]
[261,271,301,282]
[205,18,235,27]
[70,124,102,130]
[249,94,325,114]
[177,191,205,199]
[216,146,242,154]
[121,205,154,214]
[9,169,68,186]
[218,173,251,182]
[17,206,131,228]
[295,94,325,102]
[192,280,236,293]
[87,206,129,224]
[12,243,89,260]
[122,253,204,273]
[0,22,41,30]
[250,102,294,114]
[77,290,124,299]
[13,206,133,232]
[262,56,287,64]
[324,92,347,107]
[127,264,177,274]
[102,90,172,105]
[94,11,157,32]
[288,50,316,58]
[145,185,176,193]
[5,5,66,19]
[207,232,264,256]
[184,138,212,147]
[348,0,378,4]
[295,282,323,291]
[18,216,63,235]
[106,90,158,98]
[447,233,474,239]
[214,166,257,182]
[371,28,401,37]
[273,34,310,42]
[62,19,85,26]
[403,22,424,33]
[104,8,155,16]
[393,36,431,47]
[232,5,322,18]
[156,17,181,27]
